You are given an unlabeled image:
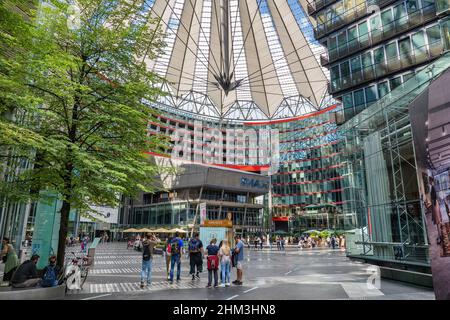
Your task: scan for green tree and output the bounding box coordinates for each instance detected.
[0,0,170,267]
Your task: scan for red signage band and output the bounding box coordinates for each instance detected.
[272,216,290,221]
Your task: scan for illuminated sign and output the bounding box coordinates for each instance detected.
[240,177,269,189]
[203,219,233,228]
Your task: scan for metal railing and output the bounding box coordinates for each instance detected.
[321,3,437,66]
[315,0,407,39]
[328,41,446,94]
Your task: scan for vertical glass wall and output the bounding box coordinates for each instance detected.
[339,52,450,265]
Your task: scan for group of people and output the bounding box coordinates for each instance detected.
[139,232,245,289]
[1,237,61,288]
[297,235,345,249]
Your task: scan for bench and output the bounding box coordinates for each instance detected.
[0,284,66,300]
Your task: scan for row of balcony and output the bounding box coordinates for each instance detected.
[320,3,437,66]
[307,0,338,15]
[328,43,445,94]
[314,0,406,39]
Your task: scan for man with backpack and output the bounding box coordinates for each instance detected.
[188,233,203,280]
[169,232,184,284]
[41,255,60,287]
[140,233,160,288]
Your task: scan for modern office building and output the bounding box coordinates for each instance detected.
[307,0,450,121]
[247,106,355,233]
[119,162,269,236]
[121,102,355,235]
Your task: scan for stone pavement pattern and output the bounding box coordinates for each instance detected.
[61,243,434,300]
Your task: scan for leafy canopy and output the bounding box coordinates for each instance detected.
[0,0,171,212]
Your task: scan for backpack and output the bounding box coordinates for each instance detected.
[189,239,200,253]
[143,242,152,261]
[42,265,57,287]
[171,238,180,255]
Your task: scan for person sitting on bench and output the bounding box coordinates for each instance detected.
[11,254,41,288]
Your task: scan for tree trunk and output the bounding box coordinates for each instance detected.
[57,199,71,268]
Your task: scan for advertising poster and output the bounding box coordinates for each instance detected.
[199,227,227,248]
[409,69,450,299]
[31,191,61,269]
[199,202,207,226]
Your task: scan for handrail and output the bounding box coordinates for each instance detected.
[322,3,438,66]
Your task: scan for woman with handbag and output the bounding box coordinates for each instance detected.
[1,237,19,285]
[205,238,219,288]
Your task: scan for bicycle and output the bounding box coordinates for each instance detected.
[61,251,92,293]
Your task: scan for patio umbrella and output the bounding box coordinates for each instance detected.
[153,227,170,233]
[273,230,289,235]
[123,228,139,232]
[168,228,188,233]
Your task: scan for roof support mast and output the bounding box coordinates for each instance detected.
[220,0,230,84]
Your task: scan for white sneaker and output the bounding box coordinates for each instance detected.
[226,283,231,287]
[220,283,225,287]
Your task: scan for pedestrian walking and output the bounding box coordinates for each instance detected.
[188,233,203,280]
[219,239,231,287]
[258,236,263,250]
[331,236,336,249]
[165,236,172,280]
[281,237,285,251]
[169,232,184,284]
[233,235,244,285]
[140,233,160,288]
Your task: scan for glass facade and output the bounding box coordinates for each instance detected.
[339,51,450,265]
[312,0,450,121]
[246,107,356,233]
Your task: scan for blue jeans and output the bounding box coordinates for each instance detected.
[169,254,181,281]
[221,260,231,284]
[141,259,152,284]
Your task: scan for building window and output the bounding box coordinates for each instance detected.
[340,61,350,86]
[348,26,358,50]
[343,93,354,120]
[358,21,369,46]
[442,19,450,50]
[412,30,426,55]
[385,41,398,63]
[398,37,412,59]
[338,31,348,56]
[365,86,377,105]
[353,89,365,114]
[394,3,408,28]
[389,76,402,90]
[378,81,390,98]
[381,8,394,33]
